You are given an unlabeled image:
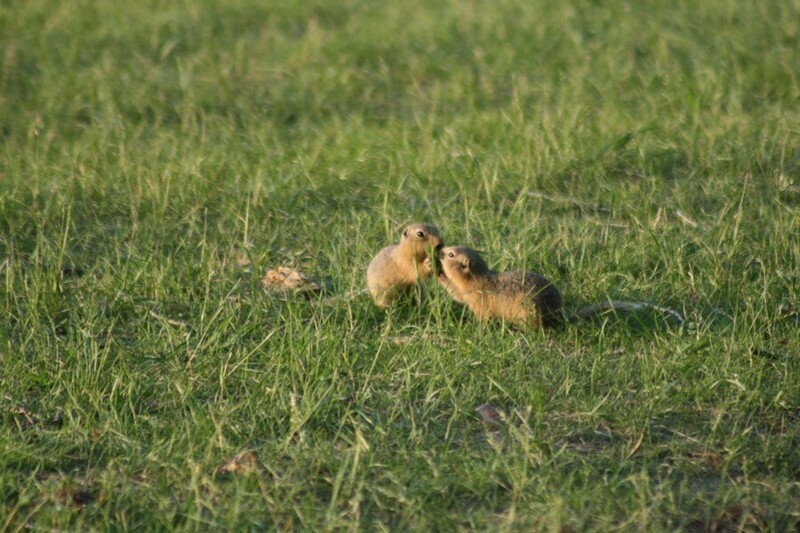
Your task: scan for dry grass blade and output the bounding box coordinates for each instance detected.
[674,209,706,231]
[526,190,610,214]
[391,333,444,346]
[148,309,190,328]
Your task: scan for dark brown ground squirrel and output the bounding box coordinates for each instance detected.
[367,223,444,308]
[437,246,684,328]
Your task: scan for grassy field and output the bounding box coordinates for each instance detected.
[2,0,800,529]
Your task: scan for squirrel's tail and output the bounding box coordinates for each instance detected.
[573,300,685,324]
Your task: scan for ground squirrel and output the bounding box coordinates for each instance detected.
[367,223,444,308]
[437,246,564,328]
[437,246,685,328]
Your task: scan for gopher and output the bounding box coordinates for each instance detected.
[437,246,564,328]
[367,223,444,308]
[438,246,685,328]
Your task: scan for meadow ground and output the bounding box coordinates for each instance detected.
[2,0,800,529]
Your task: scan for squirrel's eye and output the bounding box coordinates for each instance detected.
[416,231,425,238]
[448,252,455,258]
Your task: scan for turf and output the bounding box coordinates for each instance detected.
[2,0,800,529]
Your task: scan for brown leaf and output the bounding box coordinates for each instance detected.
[10,406,65,430]
[10,406,37,429]
[705,503,756,532]
[57,486,96,510]
[686,450,726,468]
[476,403,504,429]
[235,254,252,268]
[262,266,321,297]
[215,450,259,477]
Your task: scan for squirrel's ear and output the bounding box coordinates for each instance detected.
[461,257,470,271]
[403,229,408,237]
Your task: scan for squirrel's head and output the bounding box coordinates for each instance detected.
[437,246,490,287]
[400,223,444,260]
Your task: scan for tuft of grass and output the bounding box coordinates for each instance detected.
[2,0,800,529]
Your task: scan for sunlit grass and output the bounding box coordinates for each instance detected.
[2,0,799,529]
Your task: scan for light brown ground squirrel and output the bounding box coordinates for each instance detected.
[367,223,444,308]
[437,246,685,328]
[437,246,564,328]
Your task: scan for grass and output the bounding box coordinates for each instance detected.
[2,0,800,529]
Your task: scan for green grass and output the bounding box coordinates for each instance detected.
[2,0,800,529]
